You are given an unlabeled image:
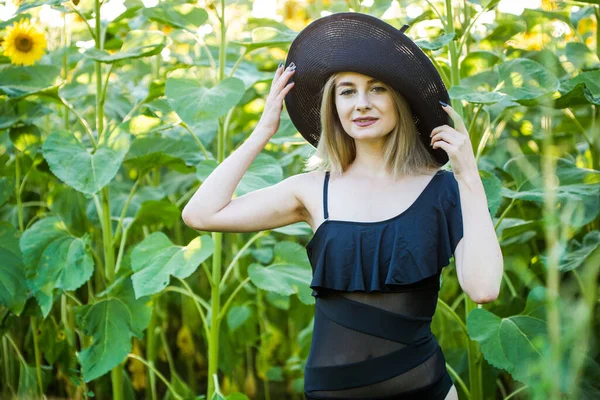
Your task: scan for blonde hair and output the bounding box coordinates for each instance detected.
[302,72,443,180]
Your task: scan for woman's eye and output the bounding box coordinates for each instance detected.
[340,87,386,95]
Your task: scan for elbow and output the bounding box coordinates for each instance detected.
[181,208,203,230]
[469,289,499,304]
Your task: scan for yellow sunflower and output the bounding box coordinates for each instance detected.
[2,18,47,66]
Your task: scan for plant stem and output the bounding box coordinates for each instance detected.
[30,317,44,397]
[541,113,562,399]
[14,150,24,233]
[112,175,142,246]
[445,362,470,399]
[147,303,158,400]
[206,1,228,396]
[100,186,115,283]
[127,354,183,400]
[437,298,468,335]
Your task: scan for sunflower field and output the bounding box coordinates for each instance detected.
[0,0,599,399]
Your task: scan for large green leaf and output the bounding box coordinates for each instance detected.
[83,30,168,63]
[460,51,502,78]
[38,316,69,365]
[19,216,94,317]
[131,200,181,229]
[467,287,547,384]
[76,277,151,382]
[0,176,15,208]
[247,241,328,305]
[448,85,506,104]
[227,305,252,334]
[143,3,208,33]
[556,70,600,107]
[165,75,245,131]
[42,128,131,195]
[565,42,600,71]
[230,26,297,52]
[9,124,42,157]
[196,153,283,197]
[502,155,600,228]
[16,0,66,13]
[414,33,455,51]
[540,231,600,272]
[0,65,61,98]
[247,259,312,304]
[124,131,203,173]
[131,232,214,298]
[0,222,28,315]
[496,58,560,106]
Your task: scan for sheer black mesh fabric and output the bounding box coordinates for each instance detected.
[304,284,450,399]
[303,170,458,399]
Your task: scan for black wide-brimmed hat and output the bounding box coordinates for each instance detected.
[283,12,453,165]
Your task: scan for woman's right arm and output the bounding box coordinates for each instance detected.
[181,126,306,233]
[181,62,304,233]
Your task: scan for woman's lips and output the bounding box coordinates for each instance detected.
[353,119,378,127]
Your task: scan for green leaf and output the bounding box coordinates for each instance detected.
[132,200,181,229]
[227,305,252,333]
[38,316,69,365]
[0,65,61,98]
[0,99,19,128]
[460,51,502,77]
[42,128,131,195]
[83,30,168,63]
[496,58,560,106]
[556,70,600,107]
[448,85,506,104]
[0,176,15,207]
[414,33,456,51]
[196,153,283,197]
[143,4,208,33]
[131,232,214,298]
[503,155,600,228]
[565,42,600,71]
[20,217,94,317]
[540,231,600,272]
[16,0,66,13]
[124,131,203,173]
[467,289,548,384]
[32,235,94,290]
[230,26,297,52]
[165,75,245,130]
[9,124,42,157]
[76,277,152,382]
[0,222,28,315]
[247,263,312,297]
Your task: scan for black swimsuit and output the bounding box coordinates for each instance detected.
[303,169,463,400]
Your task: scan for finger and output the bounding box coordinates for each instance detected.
[431,139,451,152]
[277,81,295,100]
[440,104,468,135]
[271,63,288,90]
[431,131,457,146]
[430,125,453,136]
[276,67,295,88]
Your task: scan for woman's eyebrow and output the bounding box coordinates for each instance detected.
[336,78,380,88]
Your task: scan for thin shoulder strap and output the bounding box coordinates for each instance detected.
[323,171,330,220]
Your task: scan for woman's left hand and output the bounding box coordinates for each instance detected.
[430,103,478,179]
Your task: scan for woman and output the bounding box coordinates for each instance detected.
[182,12,503,400]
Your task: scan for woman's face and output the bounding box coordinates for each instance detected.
[334,72,398,141]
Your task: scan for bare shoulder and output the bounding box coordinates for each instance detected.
[290,170,328,228]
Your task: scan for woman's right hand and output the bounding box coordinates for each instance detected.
[256,62,296,136]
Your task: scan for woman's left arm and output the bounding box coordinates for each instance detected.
[431,102,504,304]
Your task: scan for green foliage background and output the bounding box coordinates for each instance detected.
[0,0,600,399]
